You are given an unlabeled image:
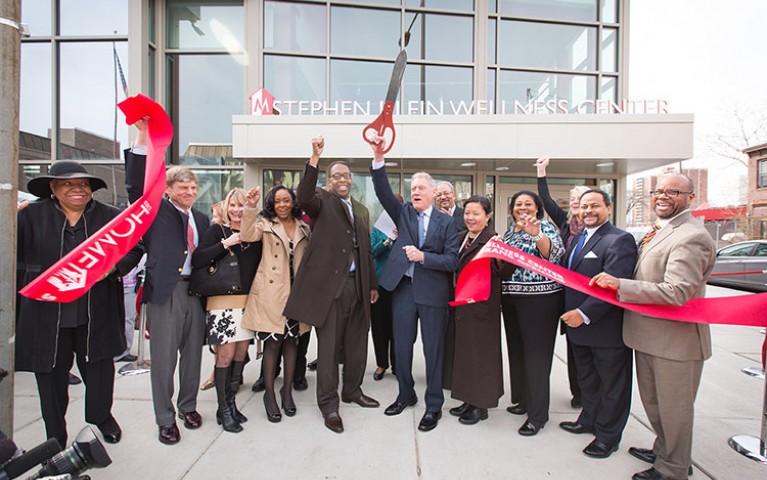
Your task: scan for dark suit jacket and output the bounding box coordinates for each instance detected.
[371,166,459,307]
[283,163,377,328]
[565,221,637,348]
[124,149,210,305]
[452,206,467,232]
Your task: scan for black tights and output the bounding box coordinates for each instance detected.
[263,337,298,413]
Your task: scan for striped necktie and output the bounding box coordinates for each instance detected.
[185,211,196,254]
[638,224,660,254]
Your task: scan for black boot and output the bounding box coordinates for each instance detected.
[230,360,246,393]
[215,367,242,433]
[228,389,248,424]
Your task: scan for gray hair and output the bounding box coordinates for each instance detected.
[411,171,434,187]
[435,181,454,193]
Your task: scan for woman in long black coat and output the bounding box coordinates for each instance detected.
[444,195,505,424]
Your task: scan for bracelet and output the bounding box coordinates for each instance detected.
[220,239,229,250]
[529,231,544,242]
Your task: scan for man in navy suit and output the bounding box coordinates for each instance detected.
[434,181,467,232]
[369,137,459,432]
[125,120,210,445]
[558,189,637,458]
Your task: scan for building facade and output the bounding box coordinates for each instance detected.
[19,0,693,232]
[745,142,767,239]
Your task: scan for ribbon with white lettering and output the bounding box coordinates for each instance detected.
[19,94,171,303]
[450,238,767,328]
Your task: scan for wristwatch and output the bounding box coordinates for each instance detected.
[529,231,544,242]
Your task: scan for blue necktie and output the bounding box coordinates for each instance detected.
[569,231,587,268]
[418,211,426,248]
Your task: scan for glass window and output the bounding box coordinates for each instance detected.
[265,55,325,107]
[487,68,496,106]
[600,76,616,102]
[601,27,618,72]
[60,0,128,36]
[601,0,617,23]
[403,65,473,111]
[485,175,495,210]
[21,0,51,36]
[500,20,597,71]
[487,18,497,64]
[331,6,399,58]
[149,0,157,43]
[264,169,303,191]
[719,243,755,257]
[20,44,51,142]
[759,160,767,188]
[190,169,244,218]
[498,70,596,110]
[148,47,156,99]
[406,0,474,10]
[432,174,473,204]
[352,171,399,226]
[331,59,393,107]
[346,0,401,6]
[404,12,473,63]
[499,0,597,22]
[167,0,244,50]
[754,243,767,257]
[264,1,326,54]
[175,54,244,158]
[59,42,130,160]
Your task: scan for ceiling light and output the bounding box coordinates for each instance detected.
[460,162,476,167]
[495,166,509,171]
[596,162,614,167]
[384,161,399,167]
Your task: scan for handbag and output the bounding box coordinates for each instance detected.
[189,225,243,297]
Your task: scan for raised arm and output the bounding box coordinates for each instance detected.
[296,136,324,218]
[536,157,568,230]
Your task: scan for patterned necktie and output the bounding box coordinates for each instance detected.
[568,230,587,268]
[186,211,196,254]
[638,224,660,254]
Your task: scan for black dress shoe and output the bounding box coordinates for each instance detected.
[506,404,527,415]
[628,447,693,476]
[458,406,488,425]
[323,412,344,433]
[178,411,202,429]
[373,368,386,381]
[384,396,417,416]
[97,415,122,444]
[518,421,543,436]
[115,353,138,362]
[342,393,380,408]
[158,423,180,445]
[632,468,672,480]
[559,420,594,435]
[252,377,266,392]
[449,402,471,417]
[68,373,82,385]
[293,376,308,391]
[571,396,582,408]
[307,359,318,371]
[583,439,618,459]
[418,411,442,432]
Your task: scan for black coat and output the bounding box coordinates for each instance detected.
[16,198,143,372]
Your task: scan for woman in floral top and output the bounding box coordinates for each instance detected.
[499,190,565,437]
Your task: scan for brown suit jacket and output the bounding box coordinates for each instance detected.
[283,163,377,328]
[620,211,716,362]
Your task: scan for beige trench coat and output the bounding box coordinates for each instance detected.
[240,208,312,335]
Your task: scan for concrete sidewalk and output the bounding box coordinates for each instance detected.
[9,286,766,479]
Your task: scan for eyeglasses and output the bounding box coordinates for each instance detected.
[651,189,693,197]
[329,173,351,181]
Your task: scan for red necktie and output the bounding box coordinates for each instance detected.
[186,211,196,254]
[638,224,660,254]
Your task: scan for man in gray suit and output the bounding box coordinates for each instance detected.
[591,173,716,480]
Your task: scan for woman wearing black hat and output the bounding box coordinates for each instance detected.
[16,161,143,448]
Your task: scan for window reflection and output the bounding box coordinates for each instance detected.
[331,6,399,58]
[600,76,617,102]
[265,55,325,106]
[432,174,473,205]
[264,1,326,54]
[21,0,51,36]
[498,0,597,22]
[354,172,400,224]
[167,0,244,50]
[60,0,128,36]
[601,27,617,72]
[175,54,243,158]
[331,59,393,107]
[59,42,130,159]
[191,169,245,220]
[487,68,496,106]
[487,18,497,64]
[500,21,596,71]
[403,65,473,112]
[20,44,51,142]
[404,12,473,63]
[498,70,596,111]
[601,0,617,23]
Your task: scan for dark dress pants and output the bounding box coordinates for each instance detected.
[296,329,311,378]
[392,278,449,413]
[370,287,395,371]
[35,324,115,447]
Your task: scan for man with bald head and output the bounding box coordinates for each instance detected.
[590,173,716,480]
[369,136,459,432]
[434,181,467,232]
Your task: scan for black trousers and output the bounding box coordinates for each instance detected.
[370,287,395,371]
[295,329,311,378]
[34,324,115,447]
[501,291,562,427]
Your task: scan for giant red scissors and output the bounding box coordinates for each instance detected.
[363,49,407,154]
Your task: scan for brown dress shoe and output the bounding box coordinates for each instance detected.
[178,411,202,429]
[341,393,380,408]
[323,412,344,433]
[158,423,180,445]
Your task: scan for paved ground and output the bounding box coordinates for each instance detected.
[8,285,767,479]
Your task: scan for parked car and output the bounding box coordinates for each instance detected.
[707,240,767,292]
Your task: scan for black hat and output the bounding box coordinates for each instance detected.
[27,161,108,198]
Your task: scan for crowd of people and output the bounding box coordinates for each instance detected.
[14,123,716,480]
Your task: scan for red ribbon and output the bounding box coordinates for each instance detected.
[451,238,767,328]
[19,94,172,303]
